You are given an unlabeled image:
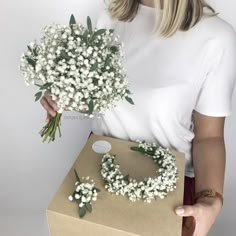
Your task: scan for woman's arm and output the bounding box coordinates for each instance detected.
[175,110,226,236]
[192,110,226,198]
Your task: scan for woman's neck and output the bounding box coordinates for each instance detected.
[140,0,164,9]
[140,0,155,8]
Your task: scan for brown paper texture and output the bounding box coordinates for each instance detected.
[47,133,185,236]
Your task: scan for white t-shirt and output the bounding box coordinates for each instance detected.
[90,4,236,177]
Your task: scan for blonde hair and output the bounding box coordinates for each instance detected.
[107,0,216,37]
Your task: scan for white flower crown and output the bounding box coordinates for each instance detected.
[101,140,178,203]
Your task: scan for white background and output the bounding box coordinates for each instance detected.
[0,0,235,235]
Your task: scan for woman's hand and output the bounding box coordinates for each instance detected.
[40,91,59,123]
[175,197,222,236]
[40,91,88,122]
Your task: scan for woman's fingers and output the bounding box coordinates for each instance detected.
[44,91,59,111]
[175,205,197,217]
[40,96,56,117]
[45,112,51,123]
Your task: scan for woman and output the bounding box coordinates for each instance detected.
[40,0,236,235]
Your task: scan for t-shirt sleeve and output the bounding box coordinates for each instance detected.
[194,26,236,117]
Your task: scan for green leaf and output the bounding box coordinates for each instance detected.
[34,91,42,102]
[126,89,132,95]
[92,77,98,86]
[27,45,38,57]
[94,29,106,36]
[69,14,76,26]
[25,56,36,68]
[130,146,142,152]
[88,100,94,114]
[80,30,89,44]
[90,62,98,71]
[33,47,38,56]
[104,56,111,68]
[109,29,114,33]
[27,45,34,54]
[27,45,32,51]
[35,83,42,88]
[60,50,70,60]
[110,46,119,53]
[125,96,134,105]
[85,203,92,212]
[123,174,129,183]
[40,82,53,90]
[93,187,101,192]
[87,16,93,33]
[79,205,87,218]
[74,169,81,183]
[96,40,103,47]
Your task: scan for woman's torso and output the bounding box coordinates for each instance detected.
[90,4,235,177]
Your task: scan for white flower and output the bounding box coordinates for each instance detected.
[92,197,97,201]
[68,195,73,201]
[81,196,87,202]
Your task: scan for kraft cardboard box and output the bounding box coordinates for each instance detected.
[47,133,185,236]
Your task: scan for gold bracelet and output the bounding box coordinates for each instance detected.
[194,189,224,206]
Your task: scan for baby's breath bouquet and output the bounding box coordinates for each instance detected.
[68,169,100,218]
[19,14,134,143]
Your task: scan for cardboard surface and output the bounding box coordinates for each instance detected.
[47,133,185,236]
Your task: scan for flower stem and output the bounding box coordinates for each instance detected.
[39,112,62,143]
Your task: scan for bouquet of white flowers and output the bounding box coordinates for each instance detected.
[19,14,134,143]
[68,169,100,218]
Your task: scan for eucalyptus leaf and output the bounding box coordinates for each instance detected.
[25,57,36,68]
[93,187,101,192]
[69,14,76,26]
[85,203,92,212]
[34,91,42,102]
[130,146,154,156]
[54,57,61,63]
[74,169,81,183]
[35,84,42,88]
[60,50,70,60]
[27,45,38,57]
[87,16,93,33]
[92,77,98,85]
[126,89,132,95]
[125,96,134,105]
[88,100,94,114]
[72,190,77,197]
[40,82,53,90]
[94,29,106,36]
[33,47,38,56]
[123,174,130,183]
[27,45,35,55]
[79,205,87,218]
[96,40,103,47]
[130,146,142,152]
[81,30,89,44]
[110,46,118,53]
[90,62,98,71]
[88,33,95,44]
[104,56,111,68]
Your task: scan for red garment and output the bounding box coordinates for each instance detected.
[182,177,196,236]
